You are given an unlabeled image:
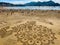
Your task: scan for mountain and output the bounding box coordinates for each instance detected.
[25,1,60,6]
[0,2,25,6]
[0,2,14,6]
[0,1,60,6]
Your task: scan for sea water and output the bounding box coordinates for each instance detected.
[4,6,60,10]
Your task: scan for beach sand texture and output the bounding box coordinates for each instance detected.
[0,9,60,45]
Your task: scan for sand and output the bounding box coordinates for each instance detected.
[0,9,60,45]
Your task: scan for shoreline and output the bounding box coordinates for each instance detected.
[0,6,60,10]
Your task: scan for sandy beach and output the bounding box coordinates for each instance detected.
[0,9,60,45]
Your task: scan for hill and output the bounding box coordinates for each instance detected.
[0,2,25,6]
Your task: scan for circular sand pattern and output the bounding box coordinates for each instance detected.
[11,21,57,45]
[0,21,57,45]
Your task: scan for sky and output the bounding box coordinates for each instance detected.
[0,0,60,4]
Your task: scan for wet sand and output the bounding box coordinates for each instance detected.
[0,9,60,45]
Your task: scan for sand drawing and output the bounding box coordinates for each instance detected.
[0,21,57,45]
